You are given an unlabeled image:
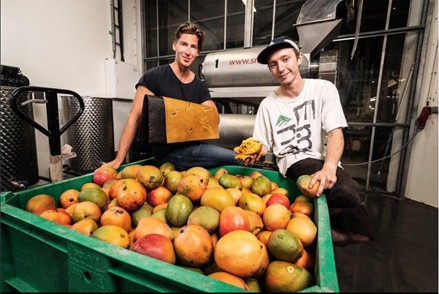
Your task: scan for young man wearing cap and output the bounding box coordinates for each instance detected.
[244,36,372,246]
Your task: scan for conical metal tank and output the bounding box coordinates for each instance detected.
[62,96,114,173]
[0,86,39,191]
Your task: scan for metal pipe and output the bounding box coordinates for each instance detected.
[118,0,125,62]
[244,0,255,48]
[347,122,409,128]
[110,0,116,58]
[224,0,228,50]
[366,0,393,191]
[334,26,425,42]
[271,0,276,40]
[208,114,256,149]
[399,0,432,195]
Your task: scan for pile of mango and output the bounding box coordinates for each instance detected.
[24,162,319,292]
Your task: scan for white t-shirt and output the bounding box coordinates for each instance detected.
[253,79,348,177]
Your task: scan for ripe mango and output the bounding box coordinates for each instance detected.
[218,174,242,190]
[265,261,314,292]
[118,164,142,179]
[296,175,320,197]
[78,187,108,209]
[250,175,271,196]
[166,194,193,227]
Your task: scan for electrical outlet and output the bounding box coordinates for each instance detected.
[431,106,438,114]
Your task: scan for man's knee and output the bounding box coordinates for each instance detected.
[328,178,363,207]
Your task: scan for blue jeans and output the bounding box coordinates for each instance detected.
[163,143,241,170]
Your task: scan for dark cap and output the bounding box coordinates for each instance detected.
[257,36,300,64]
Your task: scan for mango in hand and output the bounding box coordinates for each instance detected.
[296,175,320,197]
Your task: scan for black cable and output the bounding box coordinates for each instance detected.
[342,129,419,166]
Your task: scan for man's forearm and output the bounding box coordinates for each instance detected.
[323,128,344,171]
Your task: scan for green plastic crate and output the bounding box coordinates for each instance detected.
[1,158,339,292]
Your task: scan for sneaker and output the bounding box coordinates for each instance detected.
[331,229,371,247]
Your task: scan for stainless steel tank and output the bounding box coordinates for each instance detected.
[0,86,39,191]
[209,114,255,149]
[201,47,278,88]
[201,0,343,89]
[201,47,312,89]
[62,96,114,172]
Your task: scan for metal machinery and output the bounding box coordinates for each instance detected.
[201,0,344,151]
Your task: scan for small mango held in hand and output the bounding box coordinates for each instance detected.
[296,175,320,197]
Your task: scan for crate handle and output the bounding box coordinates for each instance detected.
[1,210,68,253]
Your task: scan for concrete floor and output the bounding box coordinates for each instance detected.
[333,191,438,292]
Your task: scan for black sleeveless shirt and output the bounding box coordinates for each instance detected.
[135,64,211,162]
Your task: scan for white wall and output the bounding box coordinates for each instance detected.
[404,0,438,207]
[2,0,113,94]
[1,0,139,178]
